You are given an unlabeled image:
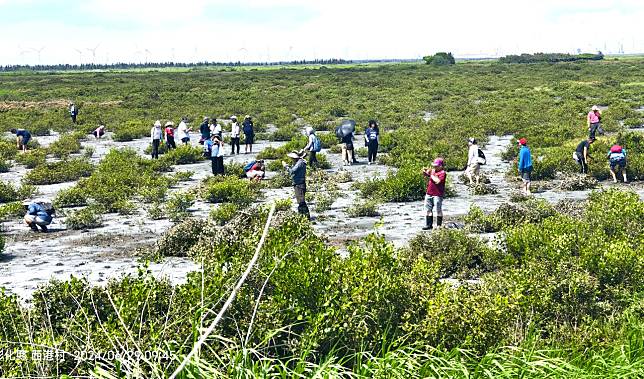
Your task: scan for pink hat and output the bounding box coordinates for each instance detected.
[518,138,527,145]
[432,158,444,167]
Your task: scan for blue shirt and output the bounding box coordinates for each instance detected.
[17,129,31,139]
[518,146,532,171]
[28,203,52,223]
[210,141,220,158]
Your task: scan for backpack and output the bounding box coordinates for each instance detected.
[311,135,321,152]
[243,160,256,172]
[477,148,486,165]
[37,201,55,216]
[243,122,253,135]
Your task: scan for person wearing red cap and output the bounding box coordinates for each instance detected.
[517,138,532,195]
[422,158,447,230]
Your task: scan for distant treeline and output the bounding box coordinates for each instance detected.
[0,58,352,72]
[499,52,604,64]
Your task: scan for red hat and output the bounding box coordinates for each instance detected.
[518,138,527,145]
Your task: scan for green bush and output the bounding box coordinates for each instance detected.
[53,186,88,208]
[147,202,165,220]
[165,191,194,222]
[23,158,93,185]
[13,149,46,168]
[346,199,380,217]
[112,120,149,142]
[64,206,103,229]
[0,201,24,221]
[202,176,260,204]
[47,132,82,158]
[161,144,204,165]
[209,202,240,225]
[0,159,11,173]
[0,181,35,203]
[355,167,455,202]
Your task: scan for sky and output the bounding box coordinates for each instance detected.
[0,0,642,65]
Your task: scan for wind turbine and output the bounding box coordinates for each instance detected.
[86,43,100,64]
[74,48,84,65]
[238,47,248,63]
[18,45,31,65]
[144,48,152,63]
[31,46,45,64]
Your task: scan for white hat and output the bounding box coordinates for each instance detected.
[154,120,161,127]
[305,126,314,135]
[287,151,302,159]
[245,115,251,119]
[164,121,174,127]
[591,105,599,111]
[203,116,209,121]
[230,115,237,120]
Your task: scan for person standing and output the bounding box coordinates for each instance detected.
[422,158,447,230]
[574,137,594,174]
[303,126,320,168]
[465,138,481,185]
[150,120,163,159]
[243,115,255,153]
[282,151,310,219]
[207,135,225,175]
[199,117,211,144]
[211,118,222,139]
[69,102,78,124]
[587,105,603,140]
[607,144,627,183]
[177,117,191,145]
[164,121,176,150]
[364,120,380,164]
[230,115,241,154]
[340,132,354,166]
[10,128,32,152]
[517,138,533,195]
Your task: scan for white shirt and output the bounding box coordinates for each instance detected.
[151,126,162,141]
[212,124,222,136]
[305,133,315,150]
[230,122,240,138]
[467,144,479,166]
[177,121,189,140]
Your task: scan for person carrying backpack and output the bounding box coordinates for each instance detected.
[574,137,594,174]
[465,137,484,185]
[242,115,255,153]
[517,138,532,195]
[587,105,604,140]
[10,128,32,152]
[303,126,320,168]
[422,158,447,230]
[24,201,54,232]
[282,151,310,219]
[364,120,380,164]
[607,144,628,183]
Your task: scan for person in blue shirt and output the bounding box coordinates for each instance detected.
[364,120,380,164]
[282,151,310,219]
[517,138,533,195]
[206,135,225,175]
[10,128,31,152]
[24,202,54,232]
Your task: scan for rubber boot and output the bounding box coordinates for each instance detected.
[422,216,433,230]
[29,223,38,232]
[437,216,443,228]
[39,225,48,233]
[298,202,310,220]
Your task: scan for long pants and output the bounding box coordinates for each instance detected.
[151,139,160,159]
[231,137,240,154]
[576,153,588,174]
[71,114,77,123]
[308,151,318,168]
[211,156,225,175]
[367,141,378,163]
[166,136,176,150]
[589,122,603,139]
[294,183,310,219]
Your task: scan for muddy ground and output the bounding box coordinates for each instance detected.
[1,129,643,300]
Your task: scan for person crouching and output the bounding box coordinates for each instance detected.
[24,201,54,232]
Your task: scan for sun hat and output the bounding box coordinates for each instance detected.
[164,121,174,127]
[245,115,251,119]
[518,138,527,145]
[432,158,444,167]
[287,151,302,159]
[591,105,599,111]
[305,126,314,135]
[154,120,161,127]
[468,137,477,144]
[230,115,237,120]
[203,116,209,121]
